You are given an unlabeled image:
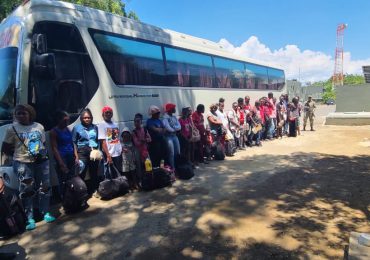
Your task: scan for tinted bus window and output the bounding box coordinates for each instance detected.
[268,68,285,90]
[0,47,17,122]
[245,63,268,89]
[164,47,214,87]
[92,32,166,86]
[213,57,245,88]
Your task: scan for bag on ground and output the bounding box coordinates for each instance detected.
[142,167,172,191]
[175,155,194,180]
[0,193,27,238]
[213,141,225,160]
[225,140,236,157]
[98,164,129,200]
[63,175,89,213]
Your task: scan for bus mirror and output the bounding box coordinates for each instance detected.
[33,53,56,79]
[32,34,47,54]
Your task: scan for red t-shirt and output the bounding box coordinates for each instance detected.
[191,111,205,133]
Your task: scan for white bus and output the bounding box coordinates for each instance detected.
[0,0,285,187]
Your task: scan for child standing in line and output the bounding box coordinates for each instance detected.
[121,127,138,191]
[132,113,152,184]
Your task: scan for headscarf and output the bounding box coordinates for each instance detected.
[164,103,176,113]
[148,105,160,116]
[102,106,113,113]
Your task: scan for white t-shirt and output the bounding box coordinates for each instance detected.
[227,110,239,131]
[98,121,122,157]
[3,122,47,163]
[216,110,229,128]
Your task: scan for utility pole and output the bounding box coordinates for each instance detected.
[332,23,347,88]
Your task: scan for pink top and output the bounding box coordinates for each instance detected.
[179,117,192,139]
[191,111,205,134]
[132,127,151,161]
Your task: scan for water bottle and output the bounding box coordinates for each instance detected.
[160,159,165,168]
[145,157,152,172]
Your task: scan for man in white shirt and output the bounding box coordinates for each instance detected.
[98,106,122,176]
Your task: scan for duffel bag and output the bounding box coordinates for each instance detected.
[0,193,27,238]
[225,140,236,157]
[98,164,129,200]
[213,141,225,160]
[63,175,89,213]
[153,167,172,189]
[175,155,194,180]
[141,172,155,191]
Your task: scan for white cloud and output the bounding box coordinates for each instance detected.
[218,37,370,83]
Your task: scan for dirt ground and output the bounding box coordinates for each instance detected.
[1,105,370,260]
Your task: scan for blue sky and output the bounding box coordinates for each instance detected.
[127,0,370,82]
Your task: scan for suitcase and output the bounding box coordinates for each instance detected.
[0,193,27,238]
[63,175,89,213]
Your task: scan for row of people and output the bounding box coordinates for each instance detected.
[0,95,315,231]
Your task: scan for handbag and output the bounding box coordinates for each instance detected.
[252,123,262,134]
[189,122,200,142]
[89,149,103,161]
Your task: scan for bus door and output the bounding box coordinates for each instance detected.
[29,22,99,130]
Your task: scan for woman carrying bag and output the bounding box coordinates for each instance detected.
[72,108,101,196]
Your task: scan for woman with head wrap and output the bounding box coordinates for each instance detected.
[162,103,181,169]
[179,107,196,168]
[146,105,167,167]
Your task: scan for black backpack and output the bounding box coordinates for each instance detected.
[175,155,194,180]
[63,175,89,213]
[0,192,27,238]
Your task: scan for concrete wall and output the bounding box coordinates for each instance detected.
[336,84,370,112]
[286,80,304,100]
[305,86,323,100]
[286,80,323,102]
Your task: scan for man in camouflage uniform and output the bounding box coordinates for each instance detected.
[303,95,316,131]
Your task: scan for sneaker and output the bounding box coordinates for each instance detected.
[93,191,101,199]
[26,219,36,230]
[43,213,56,223]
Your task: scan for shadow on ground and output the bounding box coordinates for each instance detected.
[3,152,370,259]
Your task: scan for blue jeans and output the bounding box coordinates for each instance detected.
[247,128,261,145]
[166,134,180,169]
[14,160,51,220]
[267,118,275,139]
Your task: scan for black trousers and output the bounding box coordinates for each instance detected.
[77,147,100,194]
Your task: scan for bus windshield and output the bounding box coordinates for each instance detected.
[0,47,17,121]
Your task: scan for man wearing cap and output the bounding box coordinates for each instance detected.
[162,103,181,169]
[98,106,122,173]
[303,96,316,131]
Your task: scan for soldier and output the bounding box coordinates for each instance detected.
[303,96,316,131]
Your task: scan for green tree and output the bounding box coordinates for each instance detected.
[343,74,365,85]
[312,74,365,102]
[0,0,22,21]
[1,0,138,21]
